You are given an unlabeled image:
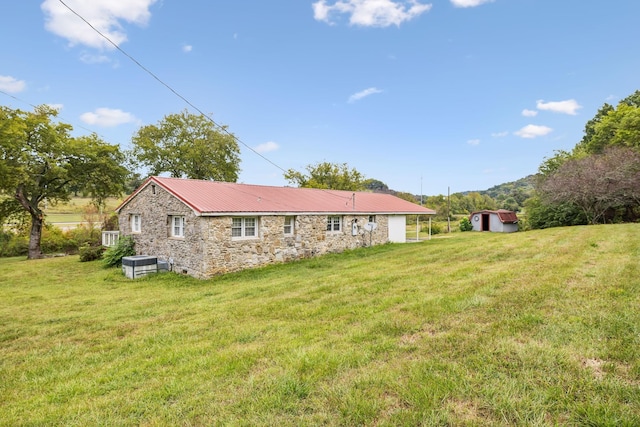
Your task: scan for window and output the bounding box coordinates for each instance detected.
[232,217,258,238]
[283,216,294,235]
[368,215,376,223]
[131,214,141,233]
[327,216,341,232]
[171,216,185,237]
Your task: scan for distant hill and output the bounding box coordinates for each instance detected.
[459,175,536,211]
[476,175,535,199]
[369,175,537,211]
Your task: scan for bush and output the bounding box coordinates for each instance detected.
[1,222,103,258]
[69,225,101,248]
[0,230,28,257]
[39,224,101,255]
[40,225,70,254]
[102,235,135,267]
[421,221,443,235]
[459,217,473,232]
[79,244,105,262]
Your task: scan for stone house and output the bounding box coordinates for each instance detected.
[115,176,436,278]
[469,209,519,233]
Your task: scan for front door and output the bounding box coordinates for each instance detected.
[482,214,490,231]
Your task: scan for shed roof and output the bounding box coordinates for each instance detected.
[469,209,518,223]
[116,176,436,216]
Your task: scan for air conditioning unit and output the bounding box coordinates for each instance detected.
[122,255,158,279]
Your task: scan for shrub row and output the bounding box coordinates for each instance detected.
[0,225,102,258]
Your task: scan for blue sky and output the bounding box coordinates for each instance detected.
[2,0,640,196]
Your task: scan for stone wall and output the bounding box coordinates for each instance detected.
[118,183,208,277]
[119,184,394,279]
[200,214,390,277]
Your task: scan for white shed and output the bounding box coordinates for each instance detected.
[469,210,519,233]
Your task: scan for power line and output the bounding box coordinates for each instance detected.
[55,0,352,202]
[57,0,287,175]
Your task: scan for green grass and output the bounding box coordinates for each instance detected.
[1,224,639,425]
[43,213,84,223]
[44,197,121,215]
[43,197,122,227]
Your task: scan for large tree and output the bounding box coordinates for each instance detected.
[575,91,640,155]
[529,90,640,229]
[0,105,128,259]
[284,161,366,191]
[131,110,241,181]
[585,103,640,153]
[538,146,640,224]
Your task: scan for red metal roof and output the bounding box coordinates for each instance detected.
[469,209,518,223]
[117,176,437,216]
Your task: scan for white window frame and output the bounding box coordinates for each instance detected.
[327,216,342,232]
[232,217,258,239]
[131,214,141,233]
[171,216,185,238]
[368,215,376,223]
[283,216,294,235]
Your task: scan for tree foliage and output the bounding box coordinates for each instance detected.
[102,235,136,267]
[528,89,640,229]
[575,103,615,154]
[0,105,128,259]
[362,178,390,193]
[459,217,473,232]
[574,91,640,154]
[131,110,241,181]
[538,147,640,224]
[284,162,365,191]
[523,196,587,230]
[479,175,535,210]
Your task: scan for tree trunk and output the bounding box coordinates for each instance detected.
[28,213,44,259]
[14,185,45,259]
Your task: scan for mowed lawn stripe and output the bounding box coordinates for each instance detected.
[0,224,638,426]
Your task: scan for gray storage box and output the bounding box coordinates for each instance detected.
[122,255,158,279]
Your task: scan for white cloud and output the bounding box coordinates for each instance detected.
[255,141,279,153]
[79,53,111,64]
[522,109,538,117]
[348,87,383,103]
[313,0,432,27]
[41,0,158,50]
[0,75,26,93]
[491,131,508,137]
[536,99,582,115]
[80,108,138,127]
[467,139,480,146]
[182,44,193,53]
[450,0,494,7]
[514,124,553,139]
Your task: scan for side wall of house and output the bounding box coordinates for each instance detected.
[119,185,392,278]
[200,214,390,277]
[118,184,209,278]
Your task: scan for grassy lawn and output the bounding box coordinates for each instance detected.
[43,197,122,227]
[1,224,638,425]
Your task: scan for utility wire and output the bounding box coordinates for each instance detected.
[57,0,287,175]
[56,0,353,202]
